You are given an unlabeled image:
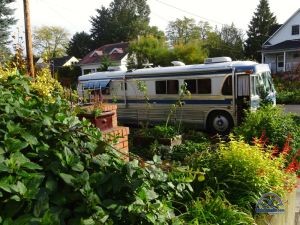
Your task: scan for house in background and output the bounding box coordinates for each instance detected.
[261,8,300,73]
[79,42,129,75]
[36,56,79,70]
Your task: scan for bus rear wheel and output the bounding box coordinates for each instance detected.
[207,111,233,135]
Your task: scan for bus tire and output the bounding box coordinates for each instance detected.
[207,111,233,135]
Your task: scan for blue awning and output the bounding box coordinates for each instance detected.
[83,80,110,89]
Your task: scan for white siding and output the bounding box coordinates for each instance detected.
[268,10,300,45]
[63,57,79,66]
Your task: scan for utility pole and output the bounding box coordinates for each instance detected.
[23,0,35,77]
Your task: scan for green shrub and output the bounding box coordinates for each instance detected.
[276,90,300,104]
[172,141,210,161]
[234,105,299,149]
[190,138,296,212]
[0,71,195,224]
[182,191,256,225]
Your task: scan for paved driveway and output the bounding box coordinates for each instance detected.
[281,104,300,115]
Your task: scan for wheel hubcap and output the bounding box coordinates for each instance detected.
[212,115,229,132]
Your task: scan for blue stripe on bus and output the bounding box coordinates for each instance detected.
[108,99,232,105]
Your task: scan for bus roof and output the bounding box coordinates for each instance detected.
[78,60,270,81]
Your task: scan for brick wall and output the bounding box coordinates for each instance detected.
[79,103,129,160]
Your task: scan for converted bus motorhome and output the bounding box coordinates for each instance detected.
[78,57,276,133]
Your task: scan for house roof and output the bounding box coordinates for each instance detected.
[79,42,129,65]
[51,56,75,67]
[263,8,300,46]
[262,39,300,52]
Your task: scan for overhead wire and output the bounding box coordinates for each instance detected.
[151,0,247,32]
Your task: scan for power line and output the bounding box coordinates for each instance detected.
[37,0,79,31]
[152,0,247,32]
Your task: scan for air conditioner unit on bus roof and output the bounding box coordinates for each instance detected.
[204,57,232,64]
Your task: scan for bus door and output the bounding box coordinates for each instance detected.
[249,74,260,109]
[235,74,250,124]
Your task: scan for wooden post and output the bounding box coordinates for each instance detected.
[23,0,35,77]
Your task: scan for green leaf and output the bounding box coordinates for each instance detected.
[0,147,5,154]
[42,116,52,126]
[59,173,75,186]
[5,138,28,152]
[10,195,21,201]
[0,180,11,193]
[81,218,95,225]
[0,160,9,172]
[34,189,49,217]
[11,181,27,195]
[21,132,38,146]
[145,189,158,200]
[71,162,84,172]
[22,162,42,170]
[45,177,57,192]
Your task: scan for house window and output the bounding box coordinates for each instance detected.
[292,25,299,35]
[185,78,211,94]
[277,55,284,68]
[155,80,178,94]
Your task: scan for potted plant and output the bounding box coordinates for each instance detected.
[76,103,115,131]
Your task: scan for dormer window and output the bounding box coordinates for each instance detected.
[109,48,124,54]
[292,25,299,35]
[90,50,103,57]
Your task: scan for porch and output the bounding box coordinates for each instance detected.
[261,39,300,74]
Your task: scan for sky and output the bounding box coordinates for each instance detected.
[10,0,300,41]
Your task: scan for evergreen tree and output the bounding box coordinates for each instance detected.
[66,31,93,58]
[90,0,151,48]
[0,0,16,50]
[245,0,277,62]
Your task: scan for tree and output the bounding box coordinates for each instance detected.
[205,24,244,60]
[90,0,151,48]
[0,0,16,50]
[245,0,277,62]
[66,31,93,58]
[33,26,69,59]
[198,21,212,40]
[166,17,199,45]
[172,40,208,64]
[128,35,170,68]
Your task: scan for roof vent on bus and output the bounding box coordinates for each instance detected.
[204,57,232,64]
[171,61,185,66]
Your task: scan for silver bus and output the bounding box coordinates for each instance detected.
[78,57,276,133]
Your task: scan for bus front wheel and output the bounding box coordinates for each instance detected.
[207,111,233,135]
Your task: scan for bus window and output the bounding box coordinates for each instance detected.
[198,79,211,94]
[185,80,197,94]
[155,80,178,94]
[167,80,179,94]
[185,79,211,94]
[222,76,232,95]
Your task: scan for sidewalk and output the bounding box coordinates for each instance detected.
[295,180,300,225]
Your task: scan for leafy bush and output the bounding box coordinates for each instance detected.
[0,70,195,224]
[273,75,300,104]
[182,191,256,225]
[276,89,300,104]
[234,105,299,149]
[172,141,210,161]
[190,138,296,212]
